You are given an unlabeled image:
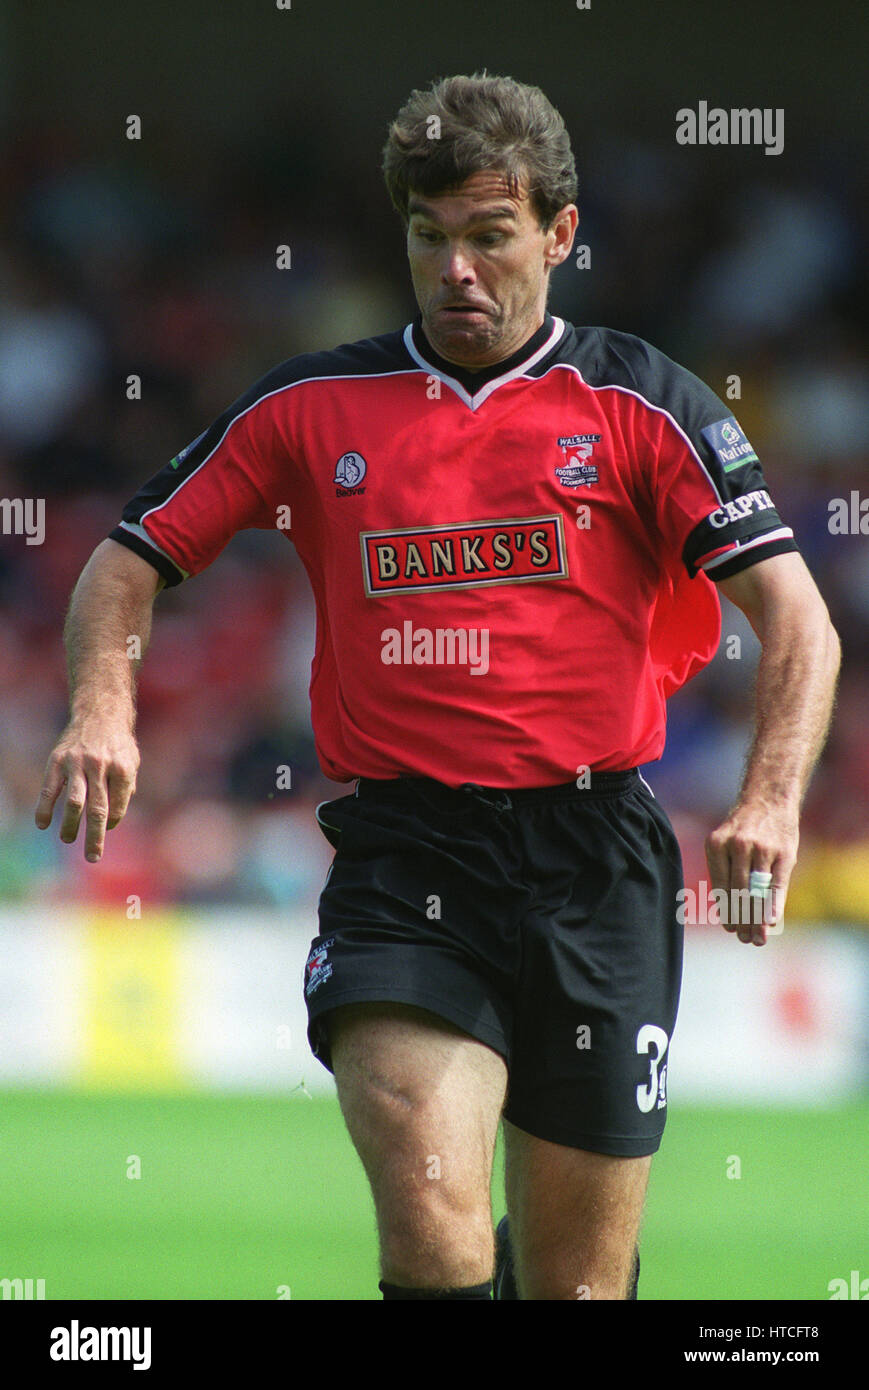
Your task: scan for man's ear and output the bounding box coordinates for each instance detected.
[544,204,578,269]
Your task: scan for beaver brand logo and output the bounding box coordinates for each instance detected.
[360,515,568,596]
[333,451,367,496]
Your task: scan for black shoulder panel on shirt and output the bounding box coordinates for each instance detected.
[550,325,799,579]
[181,326,414,479]
[554,325,733,441]
[237,328,415,405]
[112,328,415,547]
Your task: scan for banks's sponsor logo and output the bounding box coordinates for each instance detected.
[361,515,568,595]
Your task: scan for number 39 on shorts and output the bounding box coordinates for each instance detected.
[636,1024,670,1113]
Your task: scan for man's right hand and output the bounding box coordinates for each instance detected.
[35,720,140,862]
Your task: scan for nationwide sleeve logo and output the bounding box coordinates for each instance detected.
[700,418,759,473]
[360,515,568,596]
[169,429,208,469]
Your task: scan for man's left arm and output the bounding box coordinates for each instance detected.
[706,551,841,946]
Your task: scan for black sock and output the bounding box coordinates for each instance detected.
[379,1279,493,1300]
[628,1247,640,1300]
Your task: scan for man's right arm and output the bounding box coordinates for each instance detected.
[35,538,165,862]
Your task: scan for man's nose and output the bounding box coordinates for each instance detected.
[440,242,476,282]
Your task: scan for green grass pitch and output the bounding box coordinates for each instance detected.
[0,1089,865,1300]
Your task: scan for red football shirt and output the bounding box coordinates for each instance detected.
[110,315,798,786]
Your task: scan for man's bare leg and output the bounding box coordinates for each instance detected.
[328,1002,508,1290]
[504,1119,651,1300]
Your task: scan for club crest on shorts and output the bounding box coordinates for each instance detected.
[554,433,601,488]
[305,938,335,996]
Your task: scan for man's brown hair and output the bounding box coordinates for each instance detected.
[382,72,578,230]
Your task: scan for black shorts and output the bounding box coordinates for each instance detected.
[303,771,684,1156]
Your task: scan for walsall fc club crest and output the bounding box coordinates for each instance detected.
[554,433,601,488]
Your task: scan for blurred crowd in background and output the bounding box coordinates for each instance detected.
[1,114,867,921]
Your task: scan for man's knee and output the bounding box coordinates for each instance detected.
[345,1080,494,1287]
[326,1002,504,1287]
[329,1004,487,1173]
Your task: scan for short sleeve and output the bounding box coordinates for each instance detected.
[109,374,294,585]
[610,331,801,582]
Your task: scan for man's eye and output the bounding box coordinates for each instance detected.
[477,233,503,245]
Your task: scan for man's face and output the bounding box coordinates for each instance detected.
[406,168,577,370]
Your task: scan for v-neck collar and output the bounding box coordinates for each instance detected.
[403,312,566,410]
